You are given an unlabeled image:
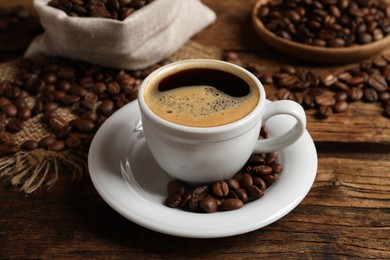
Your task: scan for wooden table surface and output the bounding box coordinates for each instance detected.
[1,0,389,259]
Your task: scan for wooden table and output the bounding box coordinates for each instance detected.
[1,1,389,258]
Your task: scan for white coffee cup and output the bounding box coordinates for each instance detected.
[138,59,306,183]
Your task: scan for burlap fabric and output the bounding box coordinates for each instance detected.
[26,0,216,70]
[0,41,222,193]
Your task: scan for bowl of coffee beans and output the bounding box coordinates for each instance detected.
[252,0,390,64]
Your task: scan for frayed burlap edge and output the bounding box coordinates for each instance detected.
[0,40,222,193]
[0,149,87,193]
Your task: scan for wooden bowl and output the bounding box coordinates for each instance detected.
[252,0,390,64]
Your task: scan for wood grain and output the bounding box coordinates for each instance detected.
[1,156,389,259]
[0,0,389,259]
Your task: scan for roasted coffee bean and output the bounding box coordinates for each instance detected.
[239,173,253,189]
[368,74,388,91]
[0,132,15,144]
[319,105,333,118]
[314,95,336,106]
[271,163,283,173]
[235,188,249,203]
[226,178,240,190]
[6,119,24,133]
[253,177,267,192]
[192,184,209,198]
[248,165,272,177]
[107,81,121,95]
[21,140,39,151]
[98,99,114,115]
[69,119,95,133]
[266,151,278,163]
[247,154,265,166]
[334,91,348,102]
[188,197,201,211]
[247,185,264,199]
[48,140,66,152]
[2,103,18,117]
[53,90,66,100]
[80,110,98,122]
[18,107,32,120]
[220,199,244,211]
[212,180,229,197]
[379,91,390,101]
[165,193,182,208]
[262,173,279,186]
[43,101,59,112]
[348,87,364,101]
[70,85,88,97]
[60,95,80,106]
[200,195,219,213]
[57,66,75,79]
[179,192,192,207]
[49,116,68,132]
[32,99,43,115]
[39,135,56,148]
[0,96,11,107]
[65,136,81,148]
[0,143,19,155]
[364,88,379,102]
[167,180,186,195]
[13,97,27,109]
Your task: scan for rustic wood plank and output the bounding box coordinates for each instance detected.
[1,156,389,259]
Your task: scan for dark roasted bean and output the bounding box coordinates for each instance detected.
[200,195,219,213]
[21,140,39,151]
[39,135,56,148]
[0,143,19,155]
[65,136,81,149]
[212,180,229,197]
[165,193,182,208]
[220,199,244,211]
[47,140,66,152]
[6,119,23,133]
[69,119,95,133]
[0,132,15,144]
[319,105,333,118]
[167,180,186,195]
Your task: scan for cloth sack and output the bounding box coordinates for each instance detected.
[25,0,216,70]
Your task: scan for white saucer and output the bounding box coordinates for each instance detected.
[88,100,317,238]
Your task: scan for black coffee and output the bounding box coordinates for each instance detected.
[144,67,260,127]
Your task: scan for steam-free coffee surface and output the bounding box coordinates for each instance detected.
[144,68,259,127]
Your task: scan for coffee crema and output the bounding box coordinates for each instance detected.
[144,68,260,127]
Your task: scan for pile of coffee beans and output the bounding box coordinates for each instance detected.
[165,127,282,213]
[0,57,167,155]
[48,0,155,20]
[257,0,390,47]
[224,51,390,119]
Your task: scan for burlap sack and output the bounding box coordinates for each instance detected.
[25,0,216,70]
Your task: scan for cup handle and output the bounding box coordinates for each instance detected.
[253,100,307,153]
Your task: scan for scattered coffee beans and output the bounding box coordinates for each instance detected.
[257,0,390,47]
[0,57,169,155]
[164,127,282,213]
[48,0,155,21]
[224,52,390,119]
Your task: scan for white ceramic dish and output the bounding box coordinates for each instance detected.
[88,100,317,238]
